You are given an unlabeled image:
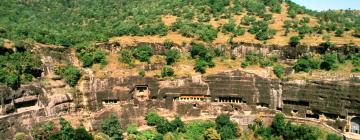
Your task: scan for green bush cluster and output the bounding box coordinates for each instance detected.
[165,49,180,65]
[55,65,81,87]
[249,21,276,40]
[100,114,124,140]
[144,112,185,134]
[215,114,240,140]
[249,113,342,140]
[76,44,107,67]
[161,67,175,77]
[222,21,245,36]
[0,50,41,89]
[294,55,321,72]
[171,20,218,42]
[118,49,134,67]
[273,65,284,78]
[32,118,93,140]
[289,36,301,47]
[242,51,277,68]
[190,42,216,74]
[133,44,154,62]
[241,15,257,26]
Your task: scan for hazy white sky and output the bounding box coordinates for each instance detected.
[292,0,360,11]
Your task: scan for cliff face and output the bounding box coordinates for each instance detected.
[0,69,359,139]
[0,43,360,139]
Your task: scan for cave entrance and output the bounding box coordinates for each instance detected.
[14,100,37,109]
[351,117,360,134]
[217,97,243,103]
[102,99,119,105]
[133,85,150,101]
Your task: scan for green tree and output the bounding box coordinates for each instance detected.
[241,61,249,68]
[59,117,75,140]
[335,28,344,37]
[273,65,284,78]
[32,121,56,140]
[326,133,342,140]
[94,132,111,140]
[270,113,286,136]
[127,124,138,135]
[170,116,185,132]
[190,43,207,58]
[194,59,207,74]
[138,69,145,77]
[165,50,180,65]
[215,114,239,140]
[204,128,221,140]
[13,132,28,140]
[100,114,123,140]
[156,120,174,134]
[145,112,165,126]
[74,127,93,140]
[133,45,153,62]
[161,67,175,77]
[118,50,134,66]
[289,36,300,47]
[321,53,338,70]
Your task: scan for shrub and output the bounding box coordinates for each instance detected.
[263,14,273,21]
[326,133,342,140]
[273,65,284,78]
[241,15,257,26]
[294,55,320,72]
[138,69,145,77]
[245,51,260,65]
[164,40,174,50]
[222,21,236,33]
[204,128,221,140]
[100,114,123,140]
[94,132,111,140]
[289,36,300,47]
[127,124,138,135]
[13,132,28,140]
[161,67,174,77]
[59,117,75,140]
[74,127,93,140]
[190,42,207,58]
[259,58,273,67]
[55,65,81,87]
[233,27,245,36]
[241,61,249,68]
[215,114,239,140]
[194,59,207,74]
[335,28,344,37]
[76,44,107,67]
[0,51,41,89]
[214,48,223,57]
[165,50,180,65]
[133,45,153,62]
[145,112,165,126]
[320,53,338,70]
[118,50,134,66]
[270,113,286,136]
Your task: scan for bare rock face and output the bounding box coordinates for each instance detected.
[0,68,360,139]
[46,93,74,115]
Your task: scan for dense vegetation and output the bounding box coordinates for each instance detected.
[27,112,343,140]
[248,113,343,140]
[55,65,81,87]
[0,44,41,88]
[1,0,359,47]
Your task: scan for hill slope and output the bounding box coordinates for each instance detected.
[0,0,359,46]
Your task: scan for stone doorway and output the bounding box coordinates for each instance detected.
[133,85,150,101]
